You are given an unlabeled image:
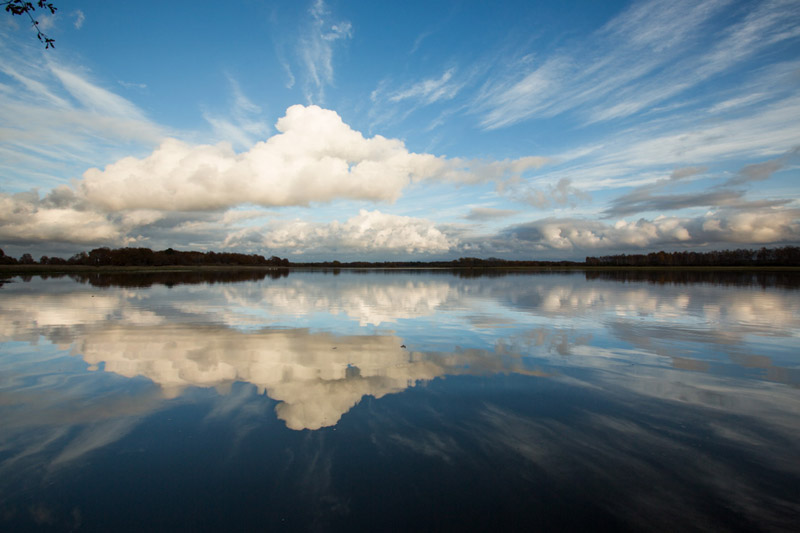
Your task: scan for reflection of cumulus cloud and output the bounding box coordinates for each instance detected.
[3,273,798,433]
[5,273,798,348]
[1,282,538,431]
[75,326,430,429]
[64,325,536,430]
[0,290,160,341]
[247,277,455,326]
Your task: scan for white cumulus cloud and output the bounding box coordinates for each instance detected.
[227,209,456,255]
[80,105,545,213]
[496,207,800,253]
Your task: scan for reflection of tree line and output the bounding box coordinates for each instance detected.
[324,268,568,278]
[585,269,800,289]
[7,267,799,288]
[12,269,290,287]
[8,268,575,287]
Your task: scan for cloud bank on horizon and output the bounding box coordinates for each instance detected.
[0,0,798,260]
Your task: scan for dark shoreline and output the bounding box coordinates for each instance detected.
[2,264,799,275]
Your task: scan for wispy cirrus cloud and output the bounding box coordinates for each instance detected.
[50,66,149,121]
[203,75,269,149]
[520,89,800,201]
[388,67,464,105]
[0,39,166,190]
[298,0,352,103]
[474,0,800,129]
[72,10,85,30]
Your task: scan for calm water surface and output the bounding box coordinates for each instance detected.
[1,270,798,531]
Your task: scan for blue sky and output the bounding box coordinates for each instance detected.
[1,0,799,260]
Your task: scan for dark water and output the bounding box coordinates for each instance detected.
[1,270,798,531]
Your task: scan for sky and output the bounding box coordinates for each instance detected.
[1,0,799,261]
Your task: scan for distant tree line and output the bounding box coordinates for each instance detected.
[290,257,583,268]
[1,246,799,268]
[584,246,800,267]
[0,247,289,267]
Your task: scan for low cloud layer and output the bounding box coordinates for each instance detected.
[227,209,456,255]
[496,208,800,252]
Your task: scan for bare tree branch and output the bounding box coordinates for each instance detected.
[3,0,58,48]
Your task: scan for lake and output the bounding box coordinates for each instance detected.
[1,269,798,531]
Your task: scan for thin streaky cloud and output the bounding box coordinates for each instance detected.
[410,30,433,54]
[51,67,149,121]
[202,76,269,148]
[708,93,768,114]
[389,68,461,104]
[73,10,85,29]
[475,0,800,130]
[298,0,352,103]
[536,93,800,195]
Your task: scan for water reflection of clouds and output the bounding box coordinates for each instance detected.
[217,277,457,326]
[2,273,799,531]
[1,273,798,434]
[1,290,543,431]
[72,325,545,430]
[460,403,800,531]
